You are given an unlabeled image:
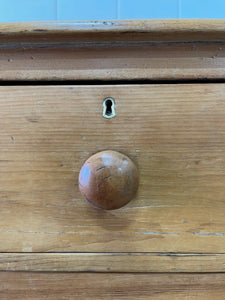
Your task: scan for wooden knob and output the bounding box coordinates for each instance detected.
[79,150,139,210]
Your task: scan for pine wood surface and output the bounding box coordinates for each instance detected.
[0,272,225,299]
[0,20,225,81]
[1,84,225,256]
[0,41,225,81]
[1,20,225,43]
[0,253,225,272]
[2,20,225,297]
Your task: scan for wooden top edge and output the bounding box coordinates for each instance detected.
[1,19,225,43]
[1,19,225,33]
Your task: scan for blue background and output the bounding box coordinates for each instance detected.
[0,0,224,22]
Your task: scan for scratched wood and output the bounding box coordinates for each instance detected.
[0,20,225,81]
[1,272,225,299]
[0,253,225,272]
[1,42,225,81]
[1,84,225,253]
[1,20,225,43]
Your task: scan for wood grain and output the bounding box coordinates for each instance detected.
[0,20,225,81]
[1,41,225,81]
[1,272,225,299]
[1,84,225,253]
[0,253,225,272]
[1,20,225,43]
[79,150,139,210]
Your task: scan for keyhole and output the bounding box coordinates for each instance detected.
[103,97,116,119]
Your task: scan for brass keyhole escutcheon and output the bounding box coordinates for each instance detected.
[102,97,116,119]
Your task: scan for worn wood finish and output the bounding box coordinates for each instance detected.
[1,40,225,81]
[0,20,225,81]
[1,253,225,272]
[1,84,225,253]
[79,150,139,210]
[1,272,225,299]
[1,20,225,43]
[2,20,225,297]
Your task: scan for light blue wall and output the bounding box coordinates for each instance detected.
[0,0,224,22]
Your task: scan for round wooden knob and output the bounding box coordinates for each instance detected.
[79,150,139,210]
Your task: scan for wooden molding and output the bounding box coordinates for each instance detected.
[1,20,225,43]
[0,20,225,81]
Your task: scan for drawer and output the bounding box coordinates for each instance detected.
[1,83,225,262]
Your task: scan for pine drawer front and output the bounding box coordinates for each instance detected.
[0,84,225,262]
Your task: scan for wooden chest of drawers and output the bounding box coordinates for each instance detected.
[1,20,225,299]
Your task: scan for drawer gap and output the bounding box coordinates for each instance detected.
[0,79,225,86]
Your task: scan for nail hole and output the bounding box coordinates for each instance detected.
[103,97,116,119]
